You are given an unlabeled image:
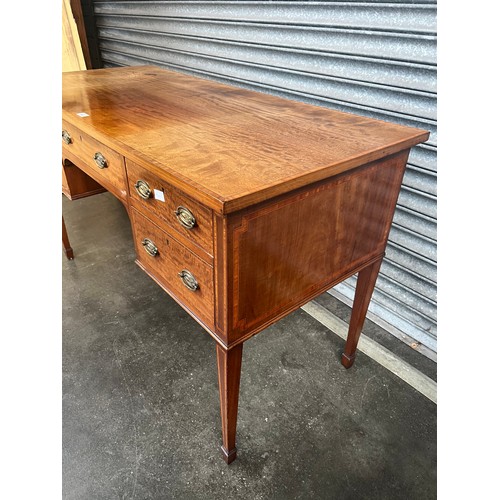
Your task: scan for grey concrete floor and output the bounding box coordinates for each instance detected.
[62,192,436,500]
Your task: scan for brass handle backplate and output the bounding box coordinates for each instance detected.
[93,151,108,169]
[178,270,199,291]
[62,130,72,145]
[175,206,196,229]
[142,238,158,257]
[135,179,152,200]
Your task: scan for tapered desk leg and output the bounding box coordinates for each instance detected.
[341,257,383,369]
[216,343,243,464]
[62,216,74,260]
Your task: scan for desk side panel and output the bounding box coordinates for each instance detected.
[225,150,409,346]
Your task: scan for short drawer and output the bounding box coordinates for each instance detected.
[131,208,215,329]
[62,120,127,199]
[127,160,213,255]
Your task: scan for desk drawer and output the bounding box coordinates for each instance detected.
[127,160,213,255]
[131,208,214,329]
[62,120,126,199]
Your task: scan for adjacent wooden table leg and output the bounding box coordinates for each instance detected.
[62,216,74,260]
[216,343,243,464]
[341,257,383,369]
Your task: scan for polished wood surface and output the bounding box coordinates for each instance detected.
[127,159,214,258]
[62,120,127,200]
[341,257,384,369]
[62,65,428,214]
[221,151,407,346]
[216,343,243,464]
[62,65,429,464]
[131,208,215,330]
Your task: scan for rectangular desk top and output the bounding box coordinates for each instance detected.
[62,65,429,214]
[62,64,430,464]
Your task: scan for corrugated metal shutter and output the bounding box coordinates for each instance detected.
[92,0,437,356]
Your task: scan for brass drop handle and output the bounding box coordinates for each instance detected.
[175,206,196,229]
[93,151,108,169]
[142,238,158,257]
[135,179,152,200]
[62,130,72,145]
[178,270,199,291]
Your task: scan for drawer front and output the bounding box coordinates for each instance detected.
[131,208,215,329]
[127,160,213,255]
[62,120,127,199]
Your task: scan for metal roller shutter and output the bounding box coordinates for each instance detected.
[91,0,437,357]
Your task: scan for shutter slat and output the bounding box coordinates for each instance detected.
[94,0,438,355]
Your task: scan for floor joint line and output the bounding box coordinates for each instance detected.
[302,301,437,404]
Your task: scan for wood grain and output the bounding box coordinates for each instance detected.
[131,208,215,330]
[127,159,214,258]
[68,0,92,70]
[62,0,86,72]
[62,120,127,200]
[62,65,430,463]
[62,66,429,214]
[216,343,243,464]
[223,151,408,345]
[341,257,384,369]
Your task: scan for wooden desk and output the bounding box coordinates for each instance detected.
[62,65,429,464]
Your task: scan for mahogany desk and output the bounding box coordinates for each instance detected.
[62,65,429,464]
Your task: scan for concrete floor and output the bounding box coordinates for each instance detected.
[62,192,436,500]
